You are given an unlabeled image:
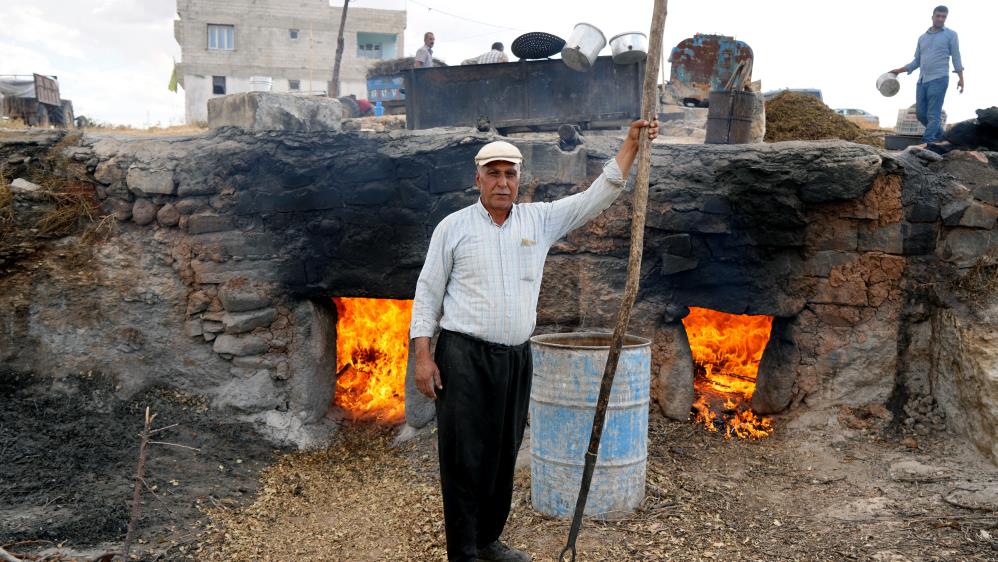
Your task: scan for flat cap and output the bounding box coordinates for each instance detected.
[474,141,523,166]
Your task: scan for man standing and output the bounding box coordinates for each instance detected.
[889,5,964,145]
[409,118,658,562]
[415,32,435,68]
[461,42,509,65]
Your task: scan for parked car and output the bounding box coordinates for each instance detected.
[835,108,880,128]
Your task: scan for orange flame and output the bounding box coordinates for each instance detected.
[681,307,774,439]
[332,297,412,423]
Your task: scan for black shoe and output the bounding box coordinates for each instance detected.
[476,540,532,562]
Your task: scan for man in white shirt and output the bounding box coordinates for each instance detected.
[461,42,509,65]
[409,118,658,562]
[415,32,435,68]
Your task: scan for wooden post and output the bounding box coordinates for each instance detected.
[330,0,350,97]
[559,1,668,560]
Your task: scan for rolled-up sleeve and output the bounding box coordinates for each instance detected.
[542,158,627,243]
[410,221,452,339]
[950,31,963,72]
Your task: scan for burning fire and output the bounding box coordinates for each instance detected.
[681,306,774,439]
[332,297,412,422]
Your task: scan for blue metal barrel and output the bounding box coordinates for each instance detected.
[529,332,651,518]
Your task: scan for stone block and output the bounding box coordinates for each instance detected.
[212,333,268,356]
[812,278,868,306]
[94,159,123,185]
[958,202,998,229]
[223,307,277,334]
[940,228,993,267]
[10,178,41,194]
[345,181,396,206]
[651,323,695,421]
[192,260,282,284]
[132,199,158,226]
[188,213,235,234]
[207,92,343,132]
[184,319,203,338]
[175,197,210,215]
[126,167,175,196]
[186,290,212,315]
[156,203,180,227]
[660,254,699,275]
[218,278,273,312]
[902,222,938,255]
[105,198,131,221]
[660,234,693,257]
[858,223,903,254]
[907,202,939,223]
[212,369,282,413]
[941,199,971,226]
[202,320,224,333]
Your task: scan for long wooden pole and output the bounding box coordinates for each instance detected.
[559,1,668,560]
[330,0,350,97]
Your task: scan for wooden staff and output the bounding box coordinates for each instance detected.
[558,1,669,560]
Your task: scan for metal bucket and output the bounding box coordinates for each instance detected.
[877,72,900,97]
[561,23,607,72]
[529,332,651,518]
[705,89,765,144]
[609,32,647,65]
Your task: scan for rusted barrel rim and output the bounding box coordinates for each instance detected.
[530,331,651,350]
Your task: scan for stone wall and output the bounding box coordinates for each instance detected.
[1,129,996,459]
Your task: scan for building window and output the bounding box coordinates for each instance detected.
[356,32,397,60]
[212,76,226,95]
[289,28,299,40]
[289,79,300,91]
[208,24,234,50]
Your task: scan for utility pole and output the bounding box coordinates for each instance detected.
[330,0,350,97]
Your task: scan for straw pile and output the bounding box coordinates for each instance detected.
[765,92,883,148]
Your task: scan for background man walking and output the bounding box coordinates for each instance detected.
[889,5,964,145]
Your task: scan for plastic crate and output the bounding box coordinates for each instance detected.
[895,105,947,135]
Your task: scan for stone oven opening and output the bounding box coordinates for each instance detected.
[681,307,774,439]
[331,297,412,423]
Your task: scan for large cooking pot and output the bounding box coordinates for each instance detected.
[561,23,606,72]
[609,32,647,64]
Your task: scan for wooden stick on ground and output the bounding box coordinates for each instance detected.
[121,407,155,561]
[559,1,669,560]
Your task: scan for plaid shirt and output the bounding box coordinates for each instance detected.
[410,159,626,346]
[461,49,509,65]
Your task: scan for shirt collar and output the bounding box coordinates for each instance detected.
[475,197,515,226]
[926,25,947,33]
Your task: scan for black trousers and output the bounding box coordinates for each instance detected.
[434,329,533,562]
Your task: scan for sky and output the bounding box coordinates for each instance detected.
[0,0,994,128]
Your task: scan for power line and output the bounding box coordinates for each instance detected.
[407,0,526,33]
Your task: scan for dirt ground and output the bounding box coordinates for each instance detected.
[3,366,996,562]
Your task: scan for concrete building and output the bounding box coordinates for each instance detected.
[174,0,406,124]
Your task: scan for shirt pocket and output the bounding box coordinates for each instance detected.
[518,242,539,282]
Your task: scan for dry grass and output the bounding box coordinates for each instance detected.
[0,117,29,129]
[79,123,208,137]
[955,249,998,297]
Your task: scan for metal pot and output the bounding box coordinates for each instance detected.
[876,72,900,97]
[561,23,607,72]
[609,32,647,65]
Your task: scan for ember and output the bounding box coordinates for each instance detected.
[332,297,412,422]
[682,307,774,439]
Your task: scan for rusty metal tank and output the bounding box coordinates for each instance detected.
[665,34,754,106]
